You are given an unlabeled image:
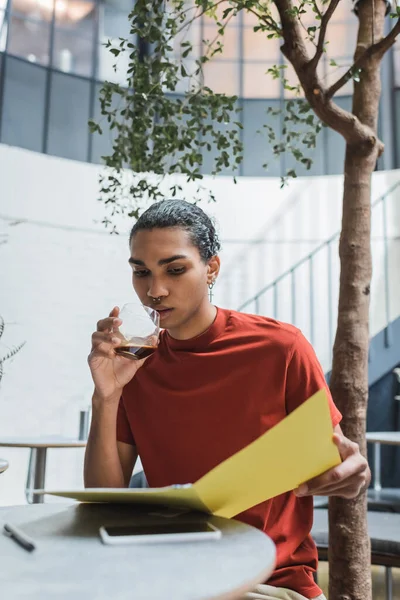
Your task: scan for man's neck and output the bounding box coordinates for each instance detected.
[168,304,217,341]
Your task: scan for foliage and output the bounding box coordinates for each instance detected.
[92,0,400,229]
[0,316,25,385]
[92,0,324,228]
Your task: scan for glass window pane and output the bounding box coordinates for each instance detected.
[52,29,93,76]
[99,1,131,40]
[54,0,95,35]
[242,98,281,177]
[202,23,239,60]
[325,23,358,59]
[393,42,400,87]
[0,9,7,51]
[97,2,134,83]
[200,98,241,176]
[282,62,302,99]
[7,14,51,65]
[325,58,353,96]
[0,0,7,9]
[325,95,351,174]
[202,60,239,95]
[243,27,280,62]
[90,81,119,163]
[283,101,324,177]
[1,55,46,151]
[329,1,357,22]
[243,63,280,99]
[46,71,90,161]
[97,41,131,84]
[173,19,201,58]
[10,0,50,19]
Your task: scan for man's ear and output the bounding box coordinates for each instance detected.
[207,255,220,285]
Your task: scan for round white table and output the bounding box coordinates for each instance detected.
[0,437,86,504]
[0,458,8,474]
[0,503,276,600]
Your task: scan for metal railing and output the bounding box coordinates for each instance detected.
[237,180,400,372]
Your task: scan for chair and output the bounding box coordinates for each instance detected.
[312,508,400,600]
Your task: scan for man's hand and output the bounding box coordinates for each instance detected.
[294,432,371,499]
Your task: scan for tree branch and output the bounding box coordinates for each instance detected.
[311,0,322,19]
[274,0,383,151]
[234,3,281,35]
[309,0,341,71]
[327,18,400,98]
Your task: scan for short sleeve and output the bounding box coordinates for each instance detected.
[116,396,136,446]
[285,331,342,428]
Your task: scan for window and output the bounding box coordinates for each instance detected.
[46,71,91,161]
[97,1,134,84]
[7,13,51,65]
[243,27,280,63]
[202,59,239,95]
[202,23,239,61]
[90,80,117,163]
[1,55,46,150]
[0,9,7,51]
[242,98,282,177]
[242,62,280,99]
[52,28,94,76]
[52,0,95,77]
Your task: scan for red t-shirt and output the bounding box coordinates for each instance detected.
[117,308,341,598]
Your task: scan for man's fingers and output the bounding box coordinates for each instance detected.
[300,472,365,496]
[295,454,368,496]
[109,306,120,318]
[96,316,122,333]
[333,433,359,460]
[91,331,122,352]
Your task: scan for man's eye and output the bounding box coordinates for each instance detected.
[133,270,149,278]
[168,268,185,275]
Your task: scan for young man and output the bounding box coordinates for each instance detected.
[85,200,370,600]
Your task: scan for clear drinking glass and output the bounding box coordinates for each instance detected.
[114,302,160,360]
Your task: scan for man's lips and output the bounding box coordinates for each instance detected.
[155,307,174,317]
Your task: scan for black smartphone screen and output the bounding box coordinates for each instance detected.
[104,522,215,537]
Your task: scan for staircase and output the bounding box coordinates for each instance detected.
[237,180,400,388]
[236,181,400,489]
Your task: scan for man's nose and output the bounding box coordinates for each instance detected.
[147,277,168,299]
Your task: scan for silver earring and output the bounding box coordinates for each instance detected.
[208,280,215,302]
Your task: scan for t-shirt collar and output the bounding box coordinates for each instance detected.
[164,307,227,351]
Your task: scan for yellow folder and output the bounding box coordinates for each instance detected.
[37,389,341,516]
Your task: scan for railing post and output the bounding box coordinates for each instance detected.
[309,255,315,346]
[382,194,392,347]
[273,283,278,319]
[291,269,296,325]
[327,241,333,365]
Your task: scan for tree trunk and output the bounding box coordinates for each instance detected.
[328,1,386,599]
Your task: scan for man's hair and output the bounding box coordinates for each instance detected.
[129,199,221,262]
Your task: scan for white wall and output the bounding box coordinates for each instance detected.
[0,143,399,506]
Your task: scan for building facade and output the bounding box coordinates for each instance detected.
[0,0,399,175]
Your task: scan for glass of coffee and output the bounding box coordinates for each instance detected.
[114,302,160,360]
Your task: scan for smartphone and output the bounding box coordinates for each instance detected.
[99,521,221,545]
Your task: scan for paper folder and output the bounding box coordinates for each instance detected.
[37,389,341,517]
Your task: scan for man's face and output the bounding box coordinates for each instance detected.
[129,227,215,332]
